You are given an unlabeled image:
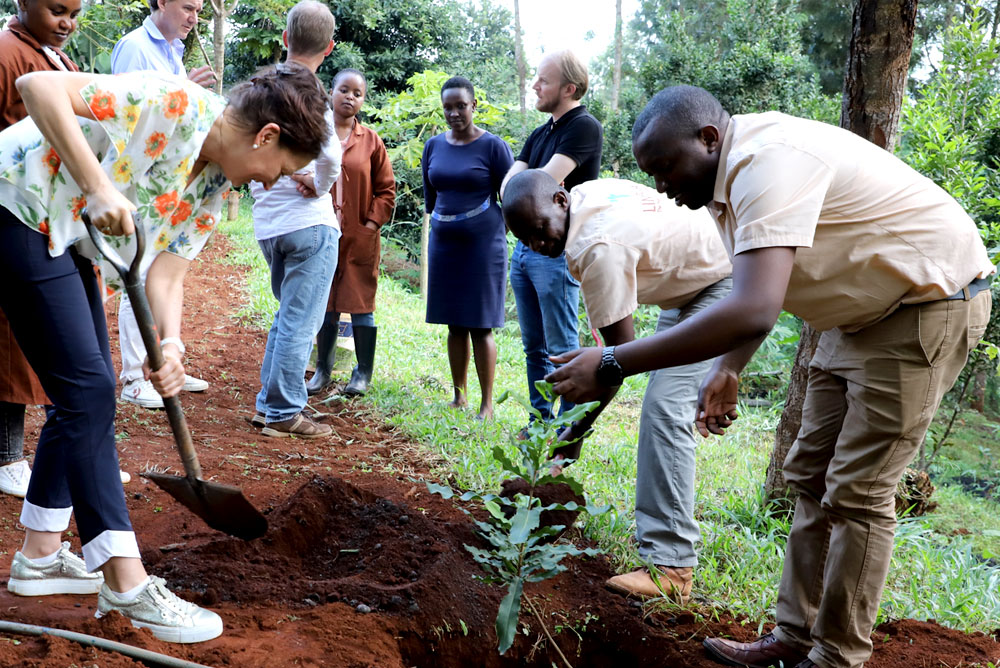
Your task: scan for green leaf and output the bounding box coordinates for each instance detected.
[425,481,454,498]
[496,577,523,654]
[508,505,541,545]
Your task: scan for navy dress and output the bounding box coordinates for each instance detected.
[422,131,514,329]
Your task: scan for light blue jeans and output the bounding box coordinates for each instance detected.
[509,241,581,421]
[256,225,339,422]
[635,277,732,567]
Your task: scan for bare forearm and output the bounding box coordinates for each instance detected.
[145,252,190,343]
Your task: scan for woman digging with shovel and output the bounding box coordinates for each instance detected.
[0,63,329,643]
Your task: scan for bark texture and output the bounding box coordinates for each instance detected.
[513,0,527,118]
[763,0,918,503]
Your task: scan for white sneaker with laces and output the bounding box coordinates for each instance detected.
[120,379,164,409]
[182,374,209,392]
[7,542,104,596]
[0,459,30,497]
[97,576,223,644]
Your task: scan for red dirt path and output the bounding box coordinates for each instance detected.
[0,236,997,667]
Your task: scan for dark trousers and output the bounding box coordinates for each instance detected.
[0,207,132,560]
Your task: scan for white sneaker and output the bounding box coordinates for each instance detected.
[0,459,30,497]
[97,576,223,644]
[120,379,164,409]
[182,374,209,392]
[7,542,104,596]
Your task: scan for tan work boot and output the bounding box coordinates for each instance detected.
[606,566,693,603]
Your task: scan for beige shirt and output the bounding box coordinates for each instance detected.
[565,179,732,329]
[709,112,995,333]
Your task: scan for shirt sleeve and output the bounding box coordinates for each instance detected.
[516,125,541,163]
[367,132,396,225]
[728,143,833,255]
[422,135,436,214]
[110,37,157,75]
[492,136,515,197]
[311,110,341,194]
[572,240,641,329]
[552,116,602,167]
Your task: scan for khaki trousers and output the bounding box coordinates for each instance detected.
[772,290,991,668]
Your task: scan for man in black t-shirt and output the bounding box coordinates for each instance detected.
[501,49,603,424]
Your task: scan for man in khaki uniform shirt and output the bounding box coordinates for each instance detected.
[503,172,732,603]
[546,86,994,668]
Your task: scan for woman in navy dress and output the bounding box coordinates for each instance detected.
[422,76,513,419]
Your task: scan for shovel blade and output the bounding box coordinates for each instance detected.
[145,472,268,540]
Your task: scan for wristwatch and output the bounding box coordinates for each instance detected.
[595,345,625,387]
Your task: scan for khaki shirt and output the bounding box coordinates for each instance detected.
[565,179,732,329]
[709,112,995,332]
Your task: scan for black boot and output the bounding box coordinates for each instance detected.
[306,313,338,395]
[343,325,376,396]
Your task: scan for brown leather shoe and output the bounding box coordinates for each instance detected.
[261,412,332,439]
[703,632,809,668]
[606,567,692,603]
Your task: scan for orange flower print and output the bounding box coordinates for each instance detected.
[154,191,179,218]
[71,196,87,221]
[170,200,192,226]
[89,90,116,121]
[145,132,167,159]
[162,89,189,119]
[43,148,61,176]
[194,214,215,234]
[112,155,133,184]
[38,220,49,235]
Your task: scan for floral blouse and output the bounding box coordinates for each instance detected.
[0,72,229,294]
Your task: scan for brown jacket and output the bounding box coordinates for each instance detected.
[327,120,396,314]
[0,17,77,406]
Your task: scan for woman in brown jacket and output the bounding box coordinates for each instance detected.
[306,69,395,396]
[0,0,80,497]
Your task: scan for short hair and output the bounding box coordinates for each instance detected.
[286,1,336,57]
[550,50,589,100]
[633,85,728,144]
[502,170,562,227]
[333,68,368,91]
[228,62,331,159]
[148,0,160,12]
[441,76,475,100]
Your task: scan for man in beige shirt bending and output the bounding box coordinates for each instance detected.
[503,172,732,603]
[546,86,994,668]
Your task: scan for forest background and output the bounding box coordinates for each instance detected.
[1,0,999,634]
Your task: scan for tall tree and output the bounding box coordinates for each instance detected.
[513,0,527,118]
[209,0,239,94]
[612,0,623,112]
[763,0,919,502]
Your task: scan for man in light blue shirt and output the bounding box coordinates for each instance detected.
[111,0,215,96]
[112,0,215,409]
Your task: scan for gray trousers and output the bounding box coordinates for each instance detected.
[635,277,732,567]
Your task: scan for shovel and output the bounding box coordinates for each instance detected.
[83,211,268,540]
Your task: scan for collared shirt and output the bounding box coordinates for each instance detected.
[517,105,603,192]
[565,179,732,329]
[0,72,229,295]
[250,107,342,240]
[0,17,78,129]
[708,111,995,333]
[111,16,186,77]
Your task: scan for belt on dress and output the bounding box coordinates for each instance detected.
[943,276,992,301]
[430,196,491,222]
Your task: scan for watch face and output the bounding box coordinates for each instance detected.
[596,348,623,386]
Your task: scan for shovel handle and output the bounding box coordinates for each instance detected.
[82,211,203,481]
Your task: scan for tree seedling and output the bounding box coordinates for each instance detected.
[427,382,609,661]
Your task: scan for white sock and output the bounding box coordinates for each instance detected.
[115,576,151,601]
[28,547,61,566]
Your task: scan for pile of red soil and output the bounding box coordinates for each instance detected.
[500,477,586,537]
[0,235,997,667]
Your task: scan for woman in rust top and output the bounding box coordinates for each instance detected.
[0,0,81,498]
[306,68,395,396]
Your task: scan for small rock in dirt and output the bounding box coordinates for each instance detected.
[304,598,317,607]
[158,542,187,553]
[398,515,409,525]
[388,595,403,610]
[374,543,382,550]
[356,603,372,614]
[408,601,420,613]
[305,592,321,605]
[74,603,81,608]
[201,588,219,606]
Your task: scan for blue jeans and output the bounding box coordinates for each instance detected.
[256,225,339,422]
[509,241,581,420]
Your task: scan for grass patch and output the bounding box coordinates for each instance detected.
[216,206,1000,634]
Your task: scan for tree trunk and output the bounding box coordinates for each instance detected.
[208,0,238,94]
[513,0,527,119]
[763,0,918,504]
[611,0,623,113]
[992,0,999,41]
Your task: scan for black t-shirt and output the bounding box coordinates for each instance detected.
[517,105,603,192]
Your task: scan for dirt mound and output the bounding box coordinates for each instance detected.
[500,477,585,535]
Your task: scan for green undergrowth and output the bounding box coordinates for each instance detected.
[216,207,1000,635]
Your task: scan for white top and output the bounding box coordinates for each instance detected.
[250,107,341,240]
[111,16,186,77]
